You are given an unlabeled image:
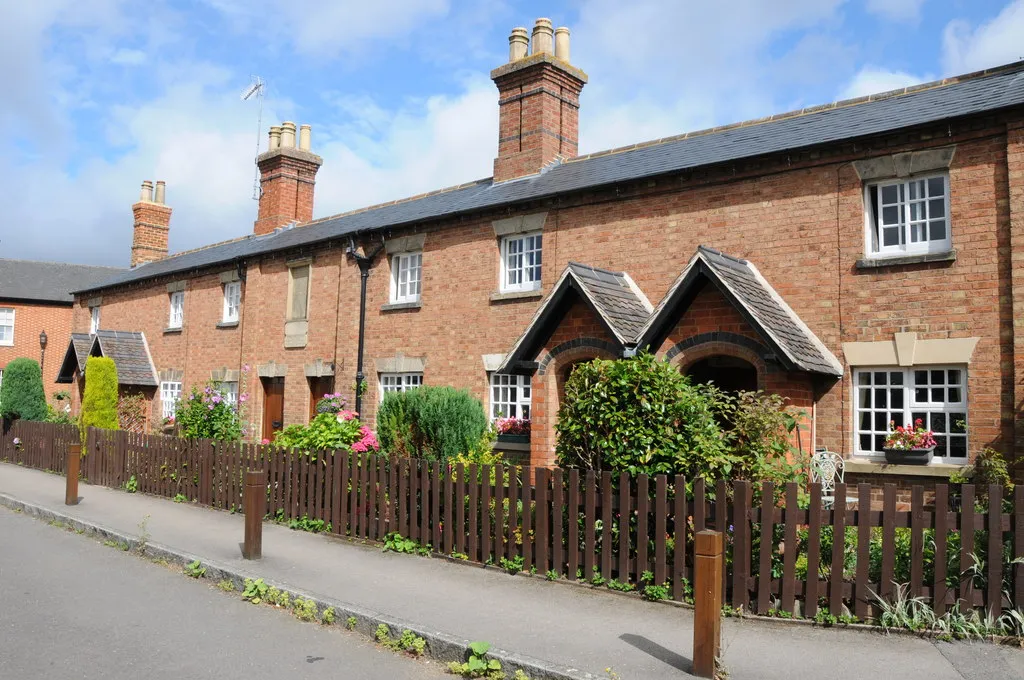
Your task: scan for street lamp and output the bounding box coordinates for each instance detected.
[39,330,48,373]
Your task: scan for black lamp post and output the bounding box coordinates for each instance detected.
[39,330,48,372]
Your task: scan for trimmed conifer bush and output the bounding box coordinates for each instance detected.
[0,357,47,421]
[80,356,120,436]
[377,386,487,462]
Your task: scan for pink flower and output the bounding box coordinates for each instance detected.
[261,438,271,445]
[239,394,249,403]
[243,364,250,372]
[336,410,357,422]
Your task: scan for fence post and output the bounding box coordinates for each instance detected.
[693,529,723,679]
[242,469,266,560]
[65,443,81,505]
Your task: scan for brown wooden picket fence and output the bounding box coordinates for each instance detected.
[2,420,1023,619]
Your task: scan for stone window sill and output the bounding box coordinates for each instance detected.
[855,250,956,270]
[381,301,422,312]
[163,327,183,335]
[844,458,965,478]
[489,289,543,303]
[216,321,239,329]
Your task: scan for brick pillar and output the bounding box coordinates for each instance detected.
[254,122,323,236]
[491,20,587,184]
[1008,120,1024,457]
[131,180,172,267]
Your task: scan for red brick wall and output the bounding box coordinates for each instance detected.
[493,61,585,182]
[0,300,72,407]
[130,201,171,267]
[254,151,321,235]
[69,113,1023,472]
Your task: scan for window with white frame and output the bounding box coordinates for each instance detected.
[0,308,13,346]
[215,381,238,407]
[390,252,422,304]
[222,281,241,323]
[90,306,101,334]
[379,372,423,401]
[854,367,967,461]
[160,381,182,420]
[865,174,950,257]
[500,232,542,293]
[490,373,531,421]
[168,291,184,329]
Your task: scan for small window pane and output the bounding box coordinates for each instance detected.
[930,370,943,384]
[914,370,927,384]
[858,373,871,386]
[890,389,904,409]
[929,198,945,218]
[890,372,903,385]
[881,185,899,203]
[950,414,967,434]
[874,388,887,408]
[928,177,944,196]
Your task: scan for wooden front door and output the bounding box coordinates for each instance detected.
[261,378,285,442]
[308,376,335,420]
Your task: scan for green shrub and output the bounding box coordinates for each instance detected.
[377,386,487,462]
[0,358,47,421]
[555,352,731,479]
[80,357,119,438]
[273,411,378,455]
[176,383,242,441]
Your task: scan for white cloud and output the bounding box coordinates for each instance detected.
[571,0,852,152]
[839,66,928,99]
[202,0,451,58]
[942,0,1024,75]
[314,76,497,216]
[865,0,926,23]
[110,48,148,66]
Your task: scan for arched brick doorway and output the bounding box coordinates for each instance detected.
[687,355,758,393]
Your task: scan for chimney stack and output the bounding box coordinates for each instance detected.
[254,121,324,235]
[491,18,587,183]
[131,180,172,267]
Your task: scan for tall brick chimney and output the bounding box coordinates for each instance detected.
[254,121,323,235]
[130,180,172,267]
[491,19,587,183]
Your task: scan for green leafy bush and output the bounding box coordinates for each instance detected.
[377,386,487,462]
[80,356,119,438]
[706,388,808,487]
[175,383,242,441]
[273,411,378,454]
[555,352,730,479]
[0,358,47,421]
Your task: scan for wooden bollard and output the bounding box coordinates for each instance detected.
[693,530,723,678]
[65,443,81,506]
[242,470,266,560]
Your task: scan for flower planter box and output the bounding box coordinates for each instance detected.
[497,433,530,444]
[882,446,935,465]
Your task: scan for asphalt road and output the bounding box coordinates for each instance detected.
[0,507,448,680]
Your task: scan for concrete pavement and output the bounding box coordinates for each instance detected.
[0,507,448,680]
[2,462,1023,680]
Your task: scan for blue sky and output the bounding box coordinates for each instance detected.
[2,0,1021,266]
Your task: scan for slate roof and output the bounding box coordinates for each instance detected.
[498,264,652,372]
[55,333,97,383]
[75,60,1024,295]
[93,331,158,387]
[0,259,124,303]
[55,331,158,386]
[636,247,843,376]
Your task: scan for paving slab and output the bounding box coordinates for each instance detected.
[2,462,1022,680]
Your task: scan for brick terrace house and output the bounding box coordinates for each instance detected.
[60,19,1024,488]
[0,259,124,407]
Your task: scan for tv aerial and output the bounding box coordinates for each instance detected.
[241,75,266,201]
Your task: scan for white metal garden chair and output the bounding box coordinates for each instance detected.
[810,448,858,509]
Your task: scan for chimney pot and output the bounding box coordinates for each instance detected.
[268,125,282,150]
[299,124,312,151]
[554,27,570,62]
[531,18,554,55]
[509,27,529,61]
[281,121,297,148]
[140,180,154,203]
[154,180,166,205]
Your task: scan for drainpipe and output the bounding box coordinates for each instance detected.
[348,236,385,416]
